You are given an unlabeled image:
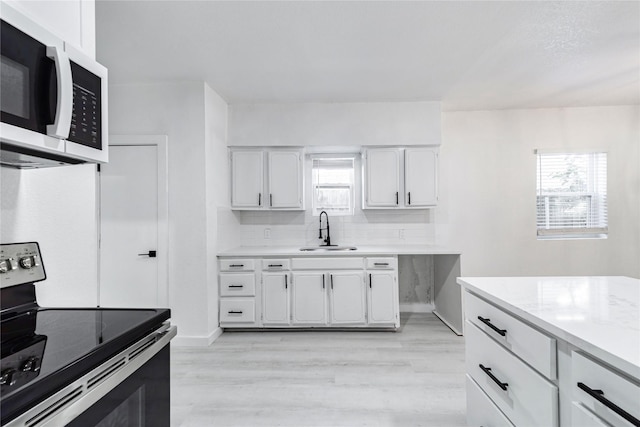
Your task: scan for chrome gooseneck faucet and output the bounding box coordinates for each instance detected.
[318,210,332,246]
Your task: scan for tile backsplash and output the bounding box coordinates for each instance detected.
[232,209,435,247]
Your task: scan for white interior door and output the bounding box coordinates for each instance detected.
[99,136,168,308]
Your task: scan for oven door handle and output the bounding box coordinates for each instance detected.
[45,46,73,140]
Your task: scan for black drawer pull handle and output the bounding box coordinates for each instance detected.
[408,191,411,205]
[322,275,325,289]
[268,264,283,267]
[369,273,372,288]
[478,316,507,336]
[374,263,389,266]
[228,285,244,288]
[577,382,640,426]
[479,364,508,391]
[285,274,288,289]
[229,264,244,268]
[395,192,399,205]
[330,274,333,290]
[228,310,243,315]
[258,193,262,206]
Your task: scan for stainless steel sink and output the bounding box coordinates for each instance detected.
[299,246,358,252]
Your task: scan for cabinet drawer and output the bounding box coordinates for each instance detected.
[572,402,611,427]
[220,259,255,271]
[220,299,255,323]
[466,321,558,427]
[572,351,640,427]
[291,257,364,270]
[465,291,557,380]
[220,273,255,296]
[365,257,397,270]
[262,259,291,270]
[466,374,515,427]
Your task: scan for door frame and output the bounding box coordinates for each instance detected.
[98,135,169,307]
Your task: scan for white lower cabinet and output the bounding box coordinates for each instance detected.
[367,271,398,326]
[219,256,399,329]
[292,272,327,325]
[262,272,290,325]
[466,375,514,427]
[465,321,559,427]
[329,271,366,325]
[463,287,639,427]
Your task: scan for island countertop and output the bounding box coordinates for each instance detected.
[457,276,640,380]
[217,244,461,257]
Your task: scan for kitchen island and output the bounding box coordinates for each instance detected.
[458,276,640,427]
[218,245,462,332]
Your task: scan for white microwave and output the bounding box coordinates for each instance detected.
[0,3,108,168]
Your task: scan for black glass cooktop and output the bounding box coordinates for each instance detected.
[0,306,170,424]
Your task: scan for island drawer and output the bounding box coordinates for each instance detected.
[220,273,255,296]
[220,299,256,323]
[466,374,515,427]
[291,257,364,270]
[572,351,640,427]
[571,402,611,427]
[220,259,255,271]
[262,259,291,270]
[465,291,557,380]
[466,321,559,427]
[365,257,397,270]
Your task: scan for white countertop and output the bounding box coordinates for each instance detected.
[218,244,461,257]
[457,276,640,379]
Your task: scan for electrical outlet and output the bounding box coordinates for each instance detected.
[264,228,271,239]
[399,229,405,240]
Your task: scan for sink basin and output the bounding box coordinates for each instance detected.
[299,246,358,252]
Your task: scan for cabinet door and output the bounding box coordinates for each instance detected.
[292,272,327,325]
[364,149,400,207]
[367,271,397,325]
[231,150,264,208]
[329,272,366,325]
[262,272,290,325]
[404,147,437,207]
[268,151,303,209]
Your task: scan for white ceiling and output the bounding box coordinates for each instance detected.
[96,1,640,111]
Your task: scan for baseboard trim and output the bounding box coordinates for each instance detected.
[432,310,463,336]
[400,303,435,313]
[172,327,223,347]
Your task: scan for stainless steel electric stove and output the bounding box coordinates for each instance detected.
[0,242,176,427]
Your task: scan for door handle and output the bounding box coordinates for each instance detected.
[138,250,157,258]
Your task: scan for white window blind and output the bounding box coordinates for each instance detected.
[536,151,607,239]
[312,157,355,216]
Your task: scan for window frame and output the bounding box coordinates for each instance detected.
[310,155,356,217]
[535,150,608,240]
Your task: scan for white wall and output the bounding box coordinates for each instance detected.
[108,81,227,344]
[438,105,640,277]
[0,165,99,305]
[204,84,233,338]
[229,101,441,146]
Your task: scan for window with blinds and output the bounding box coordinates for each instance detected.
[536,151,607,239]
[312,157,355,216]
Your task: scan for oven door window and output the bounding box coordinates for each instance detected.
[67,346,169,427]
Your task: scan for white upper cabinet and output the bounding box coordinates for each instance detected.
[404,147,438,207]
[268,151,303,209]
[363,146,438,209]
[231,150,264,208]
[364,148,401,207]
[230,148,304,210]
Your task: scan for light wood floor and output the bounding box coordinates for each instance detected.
[171,313,466,427]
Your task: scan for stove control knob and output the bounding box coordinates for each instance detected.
[0,260,9,273]
[19,256,34,269]
[0,368,17,386]
[20,357,41,373]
